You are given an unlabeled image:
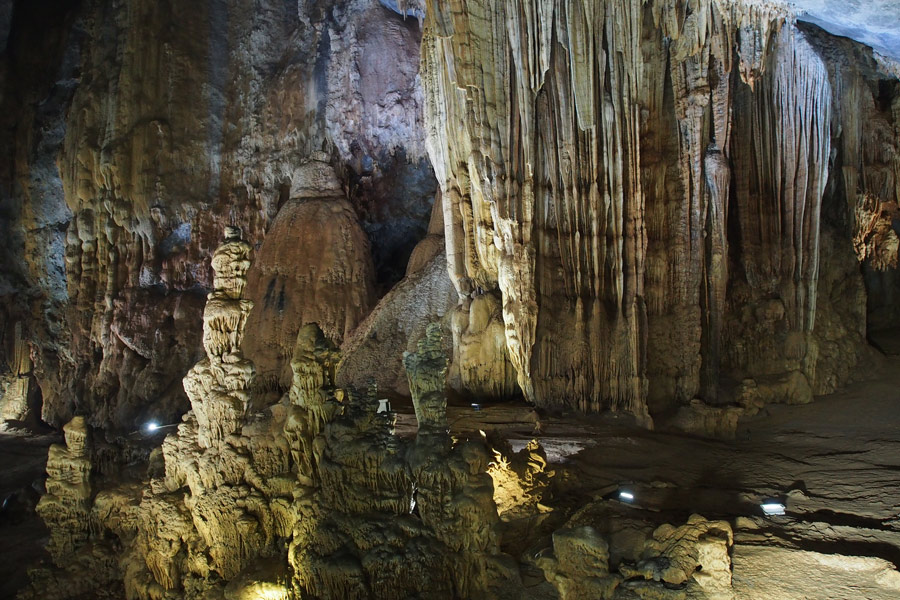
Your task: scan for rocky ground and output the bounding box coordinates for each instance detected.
[414,353,900,598]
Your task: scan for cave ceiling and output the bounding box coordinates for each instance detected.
[790,0,900,60]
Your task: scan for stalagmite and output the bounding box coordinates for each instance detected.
[35,416,92,562]
[241,157,376,395]
[184,226,255,448]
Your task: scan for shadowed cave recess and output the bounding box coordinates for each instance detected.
[1,0,900,598]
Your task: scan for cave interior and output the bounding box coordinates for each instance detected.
[1,0,900,599]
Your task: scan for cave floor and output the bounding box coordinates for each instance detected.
[420,355,900,599]
[3,358,900,598]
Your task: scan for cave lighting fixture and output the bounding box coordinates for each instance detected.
[618,490,635,502]
[145,421,160,432]
[761,501,786,516]
[471,403,481,411]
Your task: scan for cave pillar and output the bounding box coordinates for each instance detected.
[183,226,255,447]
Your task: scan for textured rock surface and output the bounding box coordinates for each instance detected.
[0,0,434,431]
[22,238,517,599]
[35,416,91,562]
[536,515,733,599]
[337,198,456,399]
[184,226,255,448]
[1,0,897,433]
[4,0,900,597]
[0,322,34,421]
[733,545,900,599]
[242,158,376,395]
[422,0,899,424]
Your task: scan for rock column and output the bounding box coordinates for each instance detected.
[183,226,255,447]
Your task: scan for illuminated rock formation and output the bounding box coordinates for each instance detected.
[450,293,520,401]
[6,0,900,598]
[537,526,621,600]
[35,417,92,562]
[184,226,255,448]
[421,0,897,424]
[487,437,553,520]
[22,417,121,600]
[291,322,510,599]
[0,322,33,422]
[26,273,516,599]
[537,514,734,599]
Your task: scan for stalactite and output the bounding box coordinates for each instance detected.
[423,0,854,422]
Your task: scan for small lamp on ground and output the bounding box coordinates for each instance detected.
[760,500,786,516]
[618,490,635,502]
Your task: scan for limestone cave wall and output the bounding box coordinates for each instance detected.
[0,0,898,431]
[421,0,900,423]
[0,0,435,431]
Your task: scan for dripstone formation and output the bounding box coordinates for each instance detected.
[184,226,255,447]
[4,0,900,598]
[21,234,509,599]
[22,233,753,600]
[422,0,898,427]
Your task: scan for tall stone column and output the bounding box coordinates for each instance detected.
[183,226,255,447]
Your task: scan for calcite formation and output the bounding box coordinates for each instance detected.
[0,0,896,435]
[0,321,33,421]
[338,198,458,399]
[854,194,899,271]
[35,416,92,562]
[26,237,518,600]
[486,437,553,519]
[450,293,520,401]
[6,0,900,598]
[537,514,734,599]
[241,157,376,396]
[0,0,435,431]
[184,226,255,448]
[422,0,899,424]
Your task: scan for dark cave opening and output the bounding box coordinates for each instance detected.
[345,148,438,295]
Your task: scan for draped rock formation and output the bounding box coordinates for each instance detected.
[0,321,34,421]
[241,157,376,395]
[422,0,895,423]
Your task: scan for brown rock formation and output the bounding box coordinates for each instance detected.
[242,158,376,395]
[337,196,458,399]
[5,1,900,597]
[337,251,456,399]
